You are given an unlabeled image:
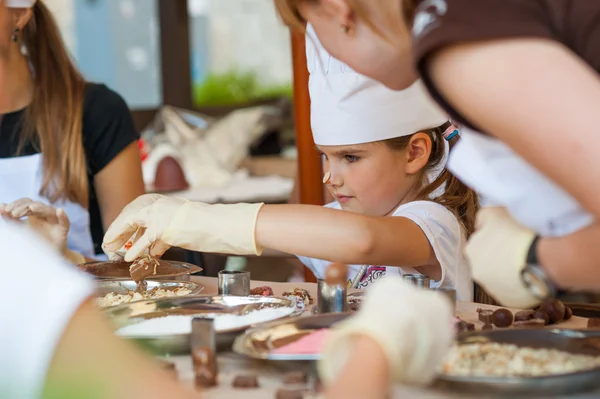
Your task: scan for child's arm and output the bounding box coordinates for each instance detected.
[255,204,439,270]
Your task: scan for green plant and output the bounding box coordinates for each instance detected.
[193,70,293,106]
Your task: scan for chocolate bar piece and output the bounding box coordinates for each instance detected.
[275,388,306,399]
[192,347,218,388]
[283,371,308,385]
[232,374,259,389]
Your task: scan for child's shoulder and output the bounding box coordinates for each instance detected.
[393,201,463,232]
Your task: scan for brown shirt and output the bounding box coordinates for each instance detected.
[411,0,600,131]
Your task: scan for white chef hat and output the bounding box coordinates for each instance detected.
[306,24,449,146]
[6,0,36,7]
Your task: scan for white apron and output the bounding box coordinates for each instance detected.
[447,128,594,237]
[0,153,100,259]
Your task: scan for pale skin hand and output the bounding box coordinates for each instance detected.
[325,336,390,399]
[255,204,441,280]
[429,38,600,288]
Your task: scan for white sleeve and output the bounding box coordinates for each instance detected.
[0,224,95,398]
[393,201,473,301]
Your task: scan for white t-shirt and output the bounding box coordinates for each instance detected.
[297,200,473,301]
[0,223,94,399]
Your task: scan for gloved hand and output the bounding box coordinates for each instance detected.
[0,198,85,264]
[466,207,541,308]
[318,276,454,387]
[102,194,265,262]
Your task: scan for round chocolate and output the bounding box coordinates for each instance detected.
[539,299,565,324]
[154,156,189,192]
[324,263,348,286]
[564,306,573,321]
[492,308,514,328]
[514,310,535,322]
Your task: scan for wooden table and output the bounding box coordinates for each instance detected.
[171,277,595,398]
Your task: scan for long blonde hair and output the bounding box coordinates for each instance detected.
[19,1,88,207]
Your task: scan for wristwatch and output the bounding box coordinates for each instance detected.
[520,236,559,300]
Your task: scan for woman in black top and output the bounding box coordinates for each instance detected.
[0,0,144,263]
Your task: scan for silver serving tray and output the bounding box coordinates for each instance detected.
[79,260,202,281]
[434,329,600,396]
[106,295,301,355]
[95,280,204,307]
[233,313,350,361]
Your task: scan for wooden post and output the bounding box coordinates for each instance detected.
[290,31,324,283]
[157,0,193,109]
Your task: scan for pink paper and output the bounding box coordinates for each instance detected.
[272,329,330,355]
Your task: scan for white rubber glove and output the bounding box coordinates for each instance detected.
[102,194,265,262]
[466,207,541,309]
[318,276,454,387]
[0,198,85,265]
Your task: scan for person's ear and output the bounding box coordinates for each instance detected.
[320,0,354,31]
[13,7,33,32]
[404,133,432,175]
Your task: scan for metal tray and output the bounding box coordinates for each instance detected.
[233,313,350,361]
[95,280,204,306]
[105,295,302,355]
[78,260,202,281]
[434,329,600,396]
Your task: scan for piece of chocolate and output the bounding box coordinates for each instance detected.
[478,309,494,324]
[192,346,218,388]
[195,367,217,388]
[588,318,600,328]
[250,286,274,296]
[275,388,306,399]
[532,310,550,326]
[513,319,546,329]
[492,308,514,328]
[564,306,573,321]
[514,310,535,322]
[539,299,566,324]
[154,156,189,192]
[283,371,308,385]
[232,374,259,389]
[325,263,348,286]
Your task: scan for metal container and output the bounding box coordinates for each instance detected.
[317,279,347,314]
[218,270,250,296]
[402,274,431,289]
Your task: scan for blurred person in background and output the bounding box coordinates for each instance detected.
[0,0,144,264]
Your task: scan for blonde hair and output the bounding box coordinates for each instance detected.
[18,1,88,207]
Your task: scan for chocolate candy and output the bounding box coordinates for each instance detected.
[532,310,550,326]
[513,319,546,329]
[492,308,514,328]
[325,263,348,286]
[539,299,566,324]
[477,309,494,324]
[564,306,573,320]
[283,371,308,385]
[232,374,259,389]
[514,310,535,322]
[588,318,600,328]
[192,347,218,388]
[275,388,306,399]
[154,156,189,192]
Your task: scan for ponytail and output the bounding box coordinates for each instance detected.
[19,0,88,207]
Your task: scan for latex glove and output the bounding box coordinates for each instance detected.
[466,207,541,308]
[318,276,454,387]
[0,198,85,265]
[102,194,264,262]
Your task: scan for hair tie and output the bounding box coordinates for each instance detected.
[443,124,459,141]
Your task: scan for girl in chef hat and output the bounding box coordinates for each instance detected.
[0,0,144,263]
[103,31,477,301]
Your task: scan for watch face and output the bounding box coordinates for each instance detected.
[522,267,551,299]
